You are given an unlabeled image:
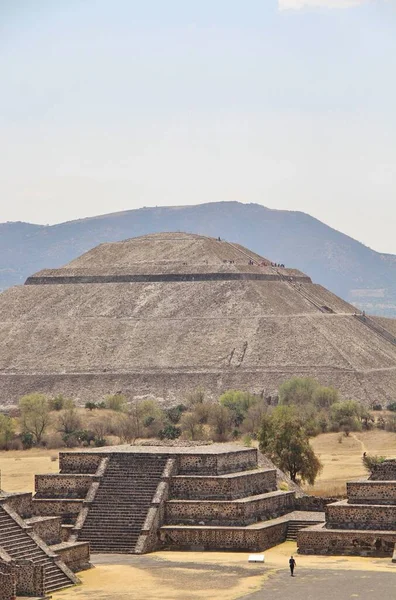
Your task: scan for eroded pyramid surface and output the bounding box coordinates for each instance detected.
[1,232,396,407]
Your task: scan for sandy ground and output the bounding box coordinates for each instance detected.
[0,448,59,492]
[51,542,396,600]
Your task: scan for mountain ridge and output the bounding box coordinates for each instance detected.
[1,201,396,316]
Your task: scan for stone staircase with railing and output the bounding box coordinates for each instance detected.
[0,504,75,594]
[78,454,168,553]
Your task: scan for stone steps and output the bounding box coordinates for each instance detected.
[78,455,167,552]
[0,507,74,593]
[286,521,322,541]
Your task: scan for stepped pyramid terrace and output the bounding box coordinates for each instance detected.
[298,459,396,557]
[1,232,396,407]
[0,444,324,571]
[3,444,396,599]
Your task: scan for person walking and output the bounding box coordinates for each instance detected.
[289,555,296,576]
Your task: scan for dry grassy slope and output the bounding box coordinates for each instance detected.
[1,233,396,407]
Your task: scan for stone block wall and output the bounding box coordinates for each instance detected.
[347,481,396,504]
[32,499,84,523]
[53,542,91,572]
[0,493,32,519]
[326,500,396,530]
[295,495,341,512]
[165,490,295,526]
[15,560,45,597]
[35,474,95,498]
[59,453,104,474]
[170,469,277,500]
[298,523,396,557]
[26,516,62,545]
[369,459,396,481]
[178,448,257,475]
[161,520,288,551]
[0,561,16,600]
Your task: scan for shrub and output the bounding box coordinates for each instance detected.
[44,432,66,449]
[362,454,385,475]
[0,413,16,450]
[105,394,127,412]
[8,438,23,451]
[159,424,181,440]
[186,388,206,406]
[371,403,383,411]
[165,404,187,424]
[242,434,252,447]
[21,431,34,449]
[180,411,205,441]
[219,390,258,427]
[49,395,74,411]
[387,402,396,412]
[208,404,233,442]
[78,430,96,446]
[57,408,82,437]
[93,437,107,447]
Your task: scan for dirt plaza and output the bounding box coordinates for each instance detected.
[51,542,396,600]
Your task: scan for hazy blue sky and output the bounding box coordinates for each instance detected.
[1,0,395,252]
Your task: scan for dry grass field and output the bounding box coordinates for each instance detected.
[0,447,59,492]
[306,430,396,496]
[1,430,396,496]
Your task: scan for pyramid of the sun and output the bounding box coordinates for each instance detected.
[1,232,396,407]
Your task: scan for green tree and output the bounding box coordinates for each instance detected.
[49,394,75,411]
[362,454,385,475]
[208,404,234,442]
[0,413,15,449]
[105,394,127,412]
[313,386,339,409]
[180,411,205,441]
[330,400,363,432]
[258,406,322,484]
[219,390,258,427]
[279,377,318,406]
[57,408,82,446]
[19,393,51,445]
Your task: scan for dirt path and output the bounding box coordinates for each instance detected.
[351,432,367,454]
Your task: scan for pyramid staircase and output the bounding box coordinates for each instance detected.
[0,504,75,594]
[78,454,168,553]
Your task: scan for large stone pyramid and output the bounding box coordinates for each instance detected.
[1,232,396,408]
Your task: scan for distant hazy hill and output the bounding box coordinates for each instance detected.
[1,201,396,316]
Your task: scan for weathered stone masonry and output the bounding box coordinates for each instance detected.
[298,458,396,557]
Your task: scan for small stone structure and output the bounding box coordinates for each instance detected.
[27,444,323,554]
[298,459,396,557]
[0,488,90,597]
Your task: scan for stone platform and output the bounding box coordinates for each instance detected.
[298,459,396,557]
[25,444,322,554]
